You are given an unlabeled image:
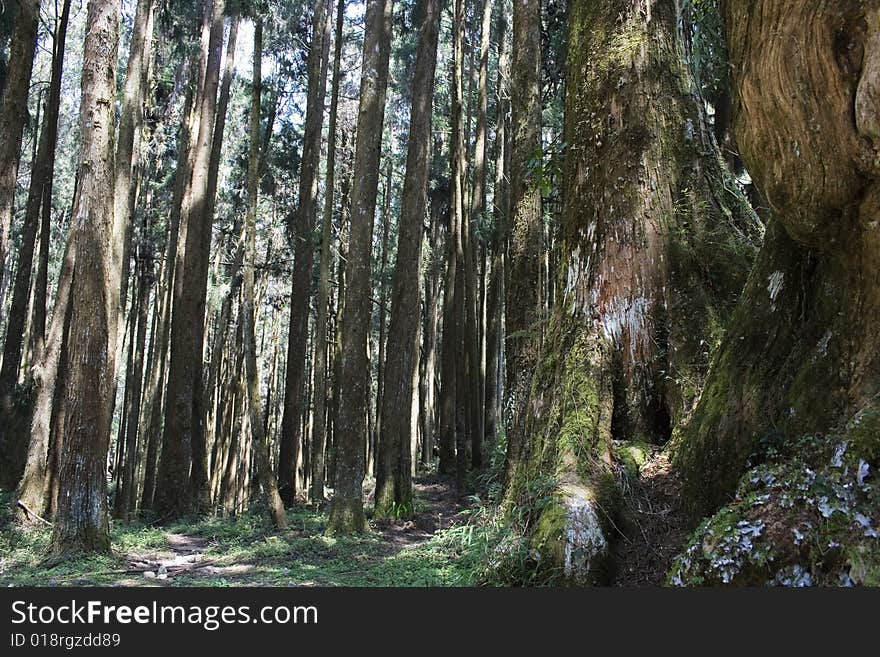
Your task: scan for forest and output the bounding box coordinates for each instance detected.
[0,0,877,588]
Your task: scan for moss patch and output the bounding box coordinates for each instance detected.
[670,407,880,586]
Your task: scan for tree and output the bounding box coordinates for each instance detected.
[483,0,508,450]
[677,0,880,515]
[503,0,541,481]
[505,0,759,583]
[279,0,332,506]
[49,0,119,556]
[310,0,346,505]
[111,0,155,520]
[327,0,395,535]
[0,0,71,490]
[155,0,227,518]
[438,0,467,482]
[466,0,493,469]
[243,18,287,530]
[0,0,39,326]
[374,0,443,516]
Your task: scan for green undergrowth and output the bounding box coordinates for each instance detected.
[0,489,519,587]
[670,408,880,586]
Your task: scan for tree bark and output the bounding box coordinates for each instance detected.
[420,186,444,467]
[326,0,395,535]
[242,19,287,530]
[279,0,331,507]
[502,0,542,482]
[0,0,70,489]
[49,0,119,557]
[310,0,345,505]
[155,0,227,519]
[678,0,880,516]
[0,0,39,329]
[375,0,442,515]
[509,0,759,583]
[484,2,508,450]
[467,0,493,469]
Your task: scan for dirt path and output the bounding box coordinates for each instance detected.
[371,475,469,549]
[116,474,468,585]
[612,451,689,586]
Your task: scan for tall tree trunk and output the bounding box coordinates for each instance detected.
[375,0,442,515]
[311,0,345,505]
[678,0,880,515]
[507,0,760,583]
[112,0,155,358]
[372,160,392,470]
[0,0,39,326]
[329,145,352,489]
[242,19,287,530]
[112,275,137,502]
[420,191,444,467]
[114,237,152,520]
[155,0,227,519]
[438,54,463,479]
[450,0,469,492]
[484,2,508,450]
[279,0,331,506]
[326,0,395,535]
[139,63,200,512]
[467,0,493,469]
[49,0,119,557]
[0,0,71,489]
[503,0,542,483]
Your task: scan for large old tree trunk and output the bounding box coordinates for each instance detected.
[509,0,760,583]
[677,0,880,515]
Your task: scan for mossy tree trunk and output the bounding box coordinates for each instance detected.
[503,0,542,482]
[509,0,760,584]
[677,0,880,516]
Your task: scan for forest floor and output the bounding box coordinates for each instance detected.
[0,475,498,587]
[611,450,689,586]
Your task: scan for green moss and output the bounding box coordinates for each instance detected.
[530,500,568,566]
[325,498,367,536]
[671,407,880,586]
[613,440,651,478]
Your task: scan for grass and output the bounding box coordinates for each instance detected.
[0,489,509,587]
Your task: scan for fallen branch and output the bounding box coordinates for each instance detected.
[17,500,53,527]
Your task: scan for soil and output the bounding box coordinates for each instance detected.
[611,450,690,586]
